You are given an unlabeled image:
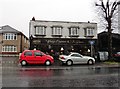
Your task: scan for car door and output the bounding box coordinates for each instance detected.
[33,51,45,64]
[71,53,87,64]
[70,53,83,64]
[24,51,34,64]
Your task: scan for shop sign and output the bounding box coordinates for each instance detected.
[32,39,84,44]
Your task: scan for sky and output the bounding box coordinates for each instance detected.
[0,0,101,37]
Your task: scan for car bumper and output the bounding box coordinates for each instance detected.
[59,59,67,63]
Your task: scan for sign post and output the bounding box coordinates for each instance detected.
[89,41,95,57]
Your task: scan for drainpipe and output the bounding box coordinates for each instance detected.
[20,33,22,53]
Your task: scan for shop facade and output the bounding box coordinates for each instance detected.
[29,17,97,56]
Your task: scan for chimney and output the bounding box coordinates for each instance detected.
[32,17,35,21]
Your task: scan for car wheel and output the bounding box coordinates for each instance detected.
[45,60,51,66]
[88,59,93,65]
[66,60,73,66]
[21,60,27,66]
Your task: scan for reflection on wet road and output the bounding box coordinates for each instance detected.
[2,65,120,87]
[19,66,119,77]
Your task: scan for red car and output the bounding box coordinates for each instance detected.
[19,50,54,66]
[113,52,120,61]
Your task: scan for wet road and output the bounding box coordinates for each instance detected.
[1,64,120,87]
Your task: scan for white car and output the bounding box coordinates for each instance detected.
[59,52,95,66]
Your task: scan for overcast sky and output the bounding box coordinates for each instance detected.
[0,0,98,37]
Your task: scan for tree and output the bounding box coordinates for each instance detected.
[95,0,118,60]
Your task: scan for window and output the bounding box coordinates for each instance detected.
[71,54,82,57]
[34,52,42,56]
[69,27,79,36]
[84,28,94,37]
[24,51,32,56]
[24,37,27,43]
[52,26,62,36]
[35,26,46,35]
[3,33,17,40]
[2,46,17,52]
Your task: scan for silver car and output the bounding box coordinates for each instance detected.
[59,52,95,66]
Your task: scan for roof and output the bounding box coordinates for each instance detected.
[0,25,29,39]
[30,19,97,24]
[0,25,21,34]
[98,31,120,39]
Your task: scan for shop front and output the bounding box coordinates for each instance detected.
[30,37,97,57]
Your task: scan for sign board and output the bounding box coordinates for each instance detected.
[99,52,108,61]
[89,41,95,45]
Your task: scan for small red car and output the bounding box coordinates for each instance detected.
[113,52,120,62]
[19,50,54,66]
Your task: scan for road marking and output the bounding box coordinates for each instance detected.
[0,61,18,64]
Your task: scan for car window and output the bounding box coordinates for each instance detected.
[71,54,82,57]
[117,52,120,54]
[24,51,32,56]
[34,52,42,56]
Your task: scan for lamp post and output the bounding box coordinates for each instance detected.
[89,41,95,57]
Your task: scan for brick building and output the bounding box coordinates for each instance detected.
[0,25,29,56]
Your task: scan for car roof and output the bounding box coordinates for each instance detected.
[70,52,79,54]
[23,50,41,52]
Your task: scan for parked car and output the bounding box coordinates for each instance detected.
[113,52,120,62]
[59,52,95,66]
[19,50,54,66]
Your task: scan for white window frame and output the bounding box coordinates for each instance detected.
[35,26,46,35]
[69,27,79,36]
[85,28,94,36]
[52,27,62,35]
[3,33,17,40]
[2,46,17,52]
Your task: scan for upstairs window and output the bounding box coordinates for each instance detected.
[35,26,46,36]
[69,27,79,37]
[3,33,17,40]
[51,26,62,36]
[84,28,94,37]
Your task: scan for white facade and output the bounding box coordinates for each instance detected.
[29,20,97,39]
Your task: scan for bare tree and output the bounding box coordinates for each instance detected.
[95,0,118,60]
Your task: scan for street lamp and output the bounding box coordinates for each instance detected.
[89,41,95,57]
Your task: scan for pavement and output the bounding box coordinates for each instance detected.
[95,62,120,68]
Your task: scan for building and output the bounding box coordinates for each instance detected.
[29,17,97,56]
[118,1,120,34]
[98,31,120,52]
[0,25,29,56]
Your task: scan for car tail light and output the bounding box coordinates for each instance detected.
[115,54,120,57]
